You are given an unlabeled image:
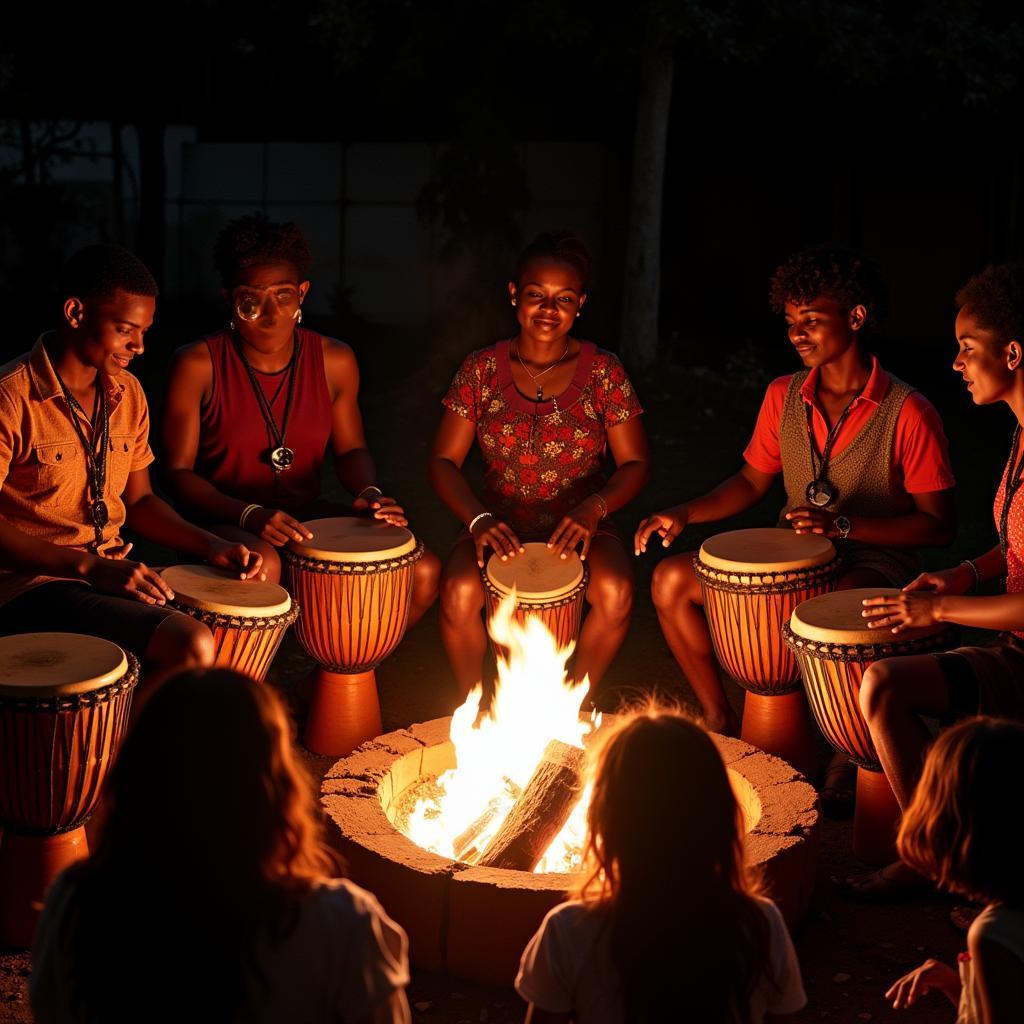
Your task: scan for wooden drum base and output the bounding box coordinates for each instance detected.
[853,767,901,865]
[741,691,818,778]
[0,827,88,948]
[303,669,383,758]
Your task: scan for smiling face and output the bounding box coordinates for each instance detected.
[783,295,867,369]
[228,261,309,354]
[64,288,155,376]
[953,305,1022,405]
[508,258,586,346]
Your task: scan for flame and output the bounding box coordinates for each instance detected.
[405,592,594,871]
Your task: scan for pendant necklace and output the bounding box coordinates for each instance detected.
[998,425,1024,575]
[804,379,867,508]
[237,332,300,483]
[513,337,570,451]
[53,368,110,551]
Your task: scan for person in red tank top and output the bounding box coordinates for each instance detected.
[161,215,439,622]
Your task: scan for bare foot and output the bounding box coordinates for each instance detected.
[842,860,928,902]
[820,751,856,818]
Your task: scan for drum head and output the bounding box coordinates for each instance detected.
[0,633,128,697]
[699,528,835,573]
[161,565,292,617]
[288,517,416,563]
[486,542,584,600]
[790,588,946,645]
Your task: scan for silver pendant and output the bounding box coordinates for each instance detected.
[805,480,833,507]
[270,446,295,471]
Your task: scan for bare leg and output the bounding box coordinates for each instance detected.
[409,548,441,627]
[135,613,215,716]
[650,551,737,734]
[574,536,633,690]
[209,524,281,584]
[439,539,488,700]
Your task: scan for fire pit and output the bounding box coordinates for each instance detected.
[322,718,820,985]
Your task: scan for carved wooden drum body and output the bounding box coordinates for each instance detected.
[483,543,589,654]
[694,529,840,775]
[0,633,138,946]
[784,589,956,863]
[284,518,423,756]
[162,565,298,681]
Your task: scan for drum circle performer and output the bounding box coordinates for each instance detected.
[0,245,262,694]
[161,213,440,622]
[635,245,956,779]
[430,231,650,699]
[854,263,1024,899]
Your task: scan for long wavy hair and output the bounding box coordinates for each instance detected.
[575,710,772,1024]
[898,716,1024,906]
[57,669,341,1023]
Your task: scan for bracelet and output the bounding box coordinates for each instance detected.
[357,485,384,500]
[238,503,262,530]
[960,558,981,592]
[590,493,609,520]
[468,511,494,533]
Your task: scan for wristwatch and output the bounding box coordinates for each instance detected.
[834,515,852,540]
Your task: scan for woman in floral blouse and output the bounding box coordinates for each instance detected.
[429,232,650,698]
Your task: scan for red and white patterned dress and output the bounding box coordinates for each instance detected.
[442,339,643,538]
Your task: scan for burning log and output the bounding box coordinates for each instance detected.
[477,740,584,871]
[453,784,520,864]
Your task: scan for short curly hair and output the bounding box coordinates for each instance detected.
[955,263,1024,343]
[769,243,887,331]
[514,230,593,292]
[59,244,158,303]
[213,213,313,288]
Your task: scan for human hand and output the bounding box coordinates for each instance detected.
[548,497,603,560]
[470,514,524,568]
[885,958,960,1010]
[103,536,134,560]
[634,505,688,555]
[785,506,840,536]
[861,590,943,633]
[206,539,265,580]
[247,507,314,547]
[353,493,409,527]
[86,556,175,606]
[903,564,975,597]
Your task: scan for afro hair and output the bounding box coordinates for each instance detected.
[58,245,158,303]
[514,230,593,292]
[213,213,313,289]
[955,263,1024,343]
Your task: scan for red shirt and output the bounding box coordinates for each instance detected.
[743,356,955,494]
[442,340,642,537]
[994,449,1024,639]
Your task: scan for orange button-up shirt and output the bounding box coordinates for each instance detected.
[0,336,155,605]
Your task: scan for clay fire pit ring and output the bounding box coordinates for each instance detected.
[322,717,820,986]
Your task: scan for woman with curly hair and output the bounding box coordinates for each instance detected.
[884,717,1024,1021]
[30,668,411,1024]
[161,213,439,619]
[516,710,806,1023]
[635,243,956,753]
[430,231,650,697]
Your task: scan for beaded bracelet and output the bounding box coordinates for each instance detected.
[590,493,609,520]
[960,558,981,592]
[468,511,494,533]
[238,503,262,530]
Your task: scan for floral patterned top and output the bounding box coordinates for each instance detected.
[442,340,643,537]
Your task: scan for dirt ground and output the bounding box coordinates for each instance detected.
[1,338,1000,1022]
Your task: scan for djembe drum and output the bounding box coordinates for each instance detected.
[283,517,423,756]
[483,542,589,655]
[0,633,138,946]
[784,589,956,863]
[161,564,298,681]
[694,528,840,775]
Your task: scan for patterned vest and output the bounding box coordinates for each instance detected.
[777,371,919,584]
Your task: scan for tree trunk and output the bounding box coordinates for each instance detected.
[619,35,674,372]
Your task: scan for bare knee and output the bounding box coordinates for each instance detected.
[415,549,442,601]
[589,570,633,624]
[440,566,484,623]
[651,554,697,611]
[147,613,215,672]
[859,660,903,723]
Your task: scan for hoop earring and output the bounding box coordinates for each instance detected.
[294,307,303,324]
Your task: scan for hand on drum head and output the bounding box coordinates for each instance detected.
[548,498,603,560]
[470,514,524,567]
[353,494,408,527]
[861,590,942,633]
[85,555,175,605]
[885,959,960,1010]
[634,505,688,555]
[206,539,266,581]
[785,506,838,536]
[248,507,314,546]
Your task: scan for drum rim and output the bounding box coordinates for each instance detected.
[283,538,424,574]
[169,600,300,632]
[161,564,293,617]
[0,651,140,711]
[0,633,131,698]
[693,553,842,593]
[782,620,959,661]
[286,517,417,562]
[482,564,590,608]
[786,589,955,646]
[698,528,837,574]
[484,542,586,601]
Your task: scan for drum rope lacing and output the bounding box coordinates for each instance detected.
[168,602,300,632]
[781,622,959,662]
[481,569,589,611]
[0,658,139,713]
[282,540,425,575]
[693,557,842,595]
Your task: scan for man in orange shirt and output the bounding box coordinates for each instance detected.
[0,245,262,691]
[634,244,956,786]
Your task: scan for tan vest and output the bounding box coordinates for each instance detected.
[777,371,919,583]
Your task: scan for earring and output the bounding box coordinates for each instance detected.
[576,312,581,318]
[511,299,517,307]
[294,307,303,324]
[229,319,236,331]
